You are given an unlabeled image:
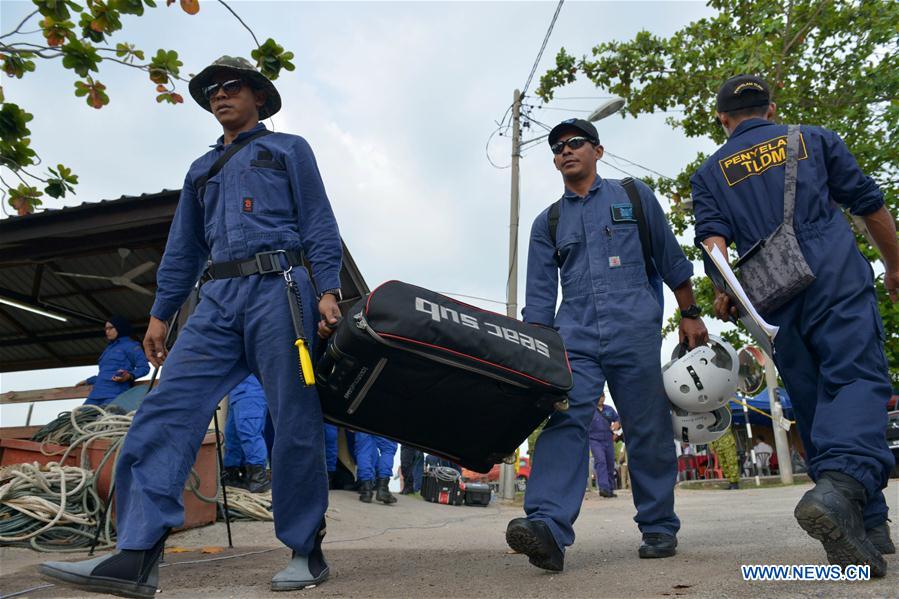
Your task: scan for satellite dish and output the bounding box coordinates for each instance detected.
[737,347,764,395]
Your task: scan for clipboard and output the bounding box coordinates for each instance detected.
[701,244,778,357]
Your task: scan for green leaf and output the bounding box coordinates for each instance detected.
[7,183,42,211]
[251,38,295,80]
[0,103,33,143]
[61,39,101,77]
[1,53,37,79]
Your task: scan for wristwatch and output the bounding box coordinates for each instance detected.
[680,304,702,319]
[320,288,342,301]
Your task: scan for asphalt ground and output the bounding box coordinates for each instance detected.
[1,480,897,599]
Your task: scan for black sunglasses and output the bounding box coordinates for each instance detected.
[202,79,245,100]
[551,136,595,155]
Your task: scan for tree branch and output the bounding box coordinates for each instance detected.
[0,9,39,40]
[217,0,260,48]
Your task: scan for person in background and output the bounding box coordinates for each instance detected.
[400,444,424,495]
[589,393,620,498]
[355,433,398,504]
[708,427,740,489]
[324,423,339,489]
[78,316,149,407]
[222,374,270,493]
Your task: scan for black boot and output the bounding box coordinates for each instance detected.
[376,477,397,504]
[866,522,896,555]
[245,464,272,494]
[358,480,373,503]
[639,532,678,558]
[221,466,244,489]
[794,471,887,577]
[505,518,564,571]
[40,530,170,598]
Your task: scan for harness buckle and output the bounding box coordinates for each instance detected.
[254,250,288,275]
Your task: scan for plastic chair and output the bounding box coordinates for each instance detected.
[755,452,771,476]
[705,452,723,480]
[677,455,698,481]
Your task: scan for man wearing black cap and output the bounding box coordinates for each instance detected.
[506,118,708,570]
[692,74,898,577]
[41,56,343,595]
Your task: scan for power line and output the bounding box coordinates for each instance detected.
[437,292,507,306]
[604,151,675,181]
[521,0,565,97]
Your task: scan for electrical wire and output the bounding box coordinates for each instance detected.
[437,292,507,306]
[521,0,566,97]
[604,151,675,181]
[485,124,512,170]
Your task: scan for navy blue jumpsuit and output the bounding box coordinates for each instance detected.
[114,123,342,555]
[589,404,620,493]
[84,337,150,406]
[224,374,269,468]
[691,118,894,529]
[523,175,694,551]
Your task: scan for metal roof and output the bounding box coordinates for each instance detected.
[0,192,368,372]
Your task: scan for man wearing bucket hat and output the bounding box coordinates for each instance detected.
[41,56,343,596]
[691,74,898,577]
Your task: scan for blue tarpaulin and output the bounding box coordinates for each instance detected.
[729,387,794,426]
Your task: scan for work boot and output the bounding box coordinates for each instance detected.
[376,477,397,504]
[598,488,617,498]
[221,466,244,489]
[866,522,896,555]
[245,464,272,494]
[794,471,887,577]
[271,520,329,591]
[505,517,564,572]
[639,532,678,558]
[358,480,373,503]
[40,531,169,598]
[727,482,740,490]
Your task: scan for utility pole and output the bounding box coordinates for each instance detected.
[500,89,523,501]
[763,353,793,484]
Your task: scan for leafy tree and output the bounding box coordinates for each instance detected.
[536,0,899,384]
[0,0,295,215]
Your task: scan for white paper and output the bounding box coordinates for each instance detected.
[705,245,779,340]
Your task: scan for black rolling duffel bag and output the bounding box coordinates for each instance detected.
[316,281,573,472]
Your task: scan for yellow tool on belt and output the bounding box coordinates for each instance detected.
[284,268,315,386]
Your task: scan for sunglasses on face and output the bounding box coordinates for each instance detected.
[551,136,594,155]
[202,79,245,100]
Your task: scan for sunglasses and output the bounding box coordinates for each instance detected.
[551,136,595,155]
[202,79,245,100]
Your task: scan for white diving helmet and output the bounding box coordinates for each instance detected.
[662,334,738,412]
[670,403,732,445]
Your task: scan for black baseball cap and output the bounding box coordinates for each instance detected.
[548,118,599,147]
[716,74,770,113]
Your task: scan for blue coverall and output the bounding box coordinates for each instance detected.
[523,175,694,551]
[113,123,342,555]
[84,337,150,406]
[589,405,620,493]
[691,118,895,529]
[224,375,269,468]
[355,433,397,481]
[324,423,338,474]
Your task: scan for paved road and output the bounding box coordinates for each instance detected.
[2,481,897,598]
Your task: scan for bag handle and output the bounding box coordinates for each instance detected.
[782,125,800,232]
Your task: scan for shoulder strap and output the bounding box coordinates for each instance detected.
[547,199,562,267]
[195,128,273,199]
[782,125,800,231]
[620,177,654,279]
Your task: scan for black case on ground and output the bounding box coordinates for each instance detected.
[421,470,464,505]
[316,281,573,472]
[462,482,492,507]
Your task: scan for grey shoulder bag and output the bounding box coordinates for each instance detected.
[734,125,816,315]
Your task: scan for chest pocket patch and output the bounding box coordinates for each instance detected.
[611,203,636,223]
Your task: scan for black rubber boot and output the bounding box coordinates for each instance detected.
[505,517,564,571]
[245,464,272,494]
[221,466,244,489]
[794,471,887,577]
[40,530,170,598]
[358,480,373,503]
[271,518,329,591]
[866,522,896,555]
[376,477,397,504]
[639,532,678,558]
